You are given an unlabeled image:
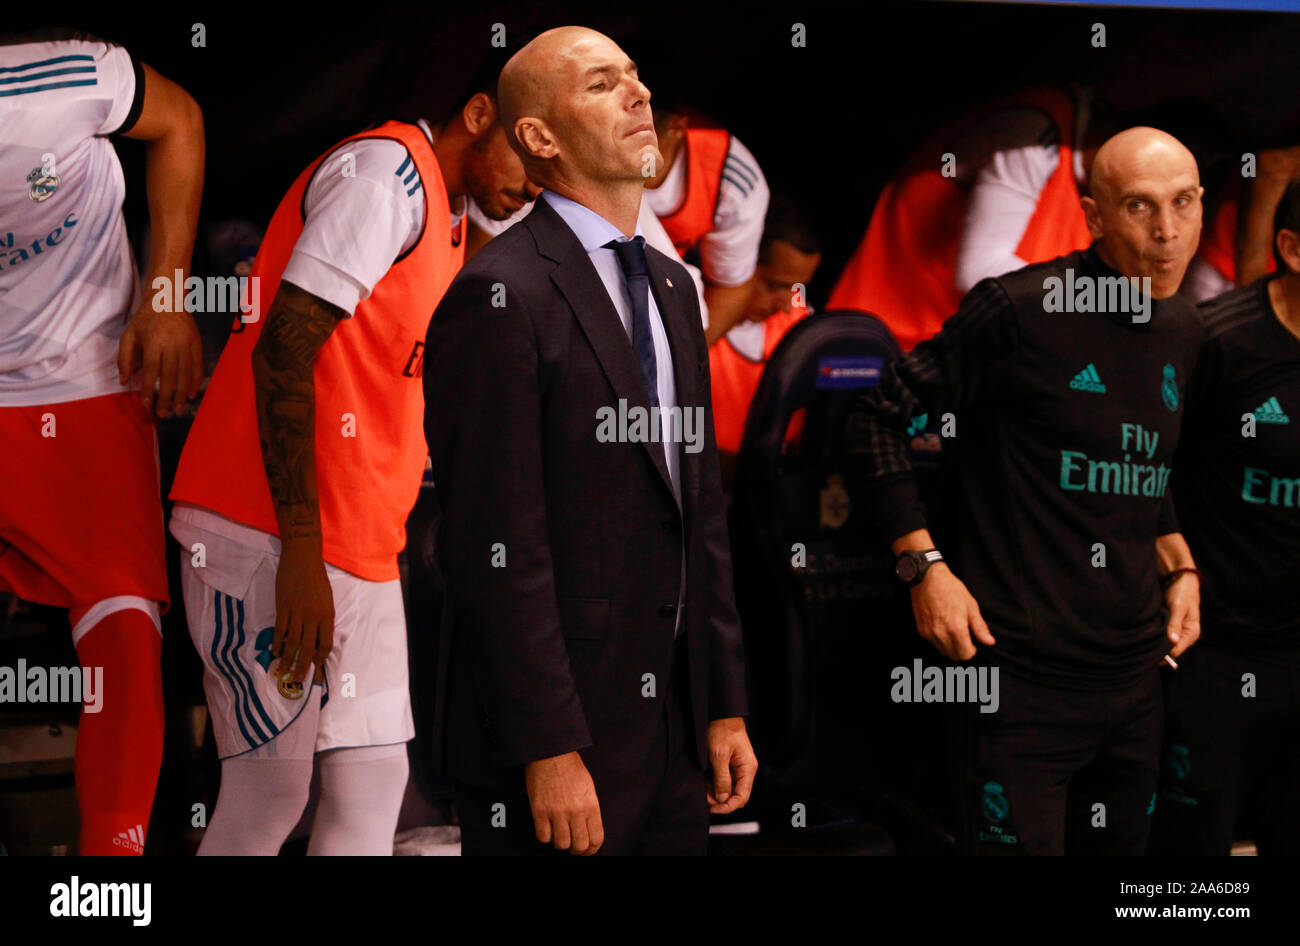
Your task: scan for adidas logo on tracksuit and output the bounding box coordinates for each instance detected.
[1252,396,1290,424]
[112,824,145,854]
[1069,363,1106,393]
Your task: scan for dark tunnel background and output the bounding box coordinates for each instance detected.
[18,0,1300,307]
[4,0,1300,858]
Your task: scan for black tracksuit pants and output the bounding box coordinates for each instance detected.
[1151,640,1300,855]
[950,666,1163,855]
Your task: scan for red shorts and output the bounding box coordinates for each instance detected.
[0,392,169,610]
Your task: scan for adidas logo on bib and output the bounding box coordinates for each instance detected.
[1069,363,1106,394]
[1252,396,1290,424]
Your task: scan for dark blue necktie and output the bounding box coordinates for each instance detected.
[604,236,659,409]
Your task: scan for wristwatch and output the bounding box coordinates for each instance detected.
[895,548,944,587]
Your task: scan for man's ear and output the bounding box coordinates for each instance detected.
[516,118,558,160]
[461,93,498,137]
[1081,195,1104,240]
[1278,229,1300,274]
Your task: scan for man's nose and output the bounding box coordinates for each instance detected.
[524,179,543,200]
[630,76,651,107]
[1152,205,1177,240]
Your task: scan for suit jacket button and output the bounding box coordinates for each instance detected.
[658,604,677,619]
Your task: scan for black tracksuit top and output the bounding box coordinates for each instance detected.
[1175,275,1300,661]
[846,243,1205,686]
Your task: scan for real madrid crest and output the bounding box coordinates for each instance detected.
[1168,742,1191,781]
[819,473,851,529]
[27,165,59,202]
[278,674,304,700]
[1161,363,1179,412]
[981,781,1009,824]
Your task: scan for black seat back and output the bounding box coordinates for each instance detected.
[730,310,906,774]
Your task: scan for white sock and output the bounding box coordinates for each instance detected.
[307,743,410,856]
[197,698,320,856]
[198,756,314,855]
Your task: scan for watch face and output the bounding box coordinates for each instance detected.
[896,555,918,582]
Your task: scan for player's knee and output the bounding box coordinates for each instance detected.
[316,746,409,821]
[71,599,164,725]
[71,596,162,651]
[268,777,313,825]
[320,745,409,789]
[218,757,314,830]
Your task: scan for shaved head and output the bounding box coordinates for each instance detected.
[1082,126,1203,298]
[1090,127,1199,207]
[499,25,616,155]
[494,26,659,217]
[497,27,599,152]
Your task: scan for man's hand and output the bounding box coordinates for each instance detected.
[117,61,204,420]
[1164,572,1201,659]
[524,751,604,855]
[1155,533,1199,660]
[909,562,996,661]
[271,541,335,685]
[707,716,756,815]
[117,302,203,420]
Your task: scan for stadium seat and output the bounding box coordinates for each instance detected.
[724,310,954,855]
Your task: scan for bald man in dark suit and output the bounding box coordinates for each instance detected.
[424,26,755,856]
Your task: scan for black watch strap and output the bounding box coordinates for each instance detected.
[895,548,943,586]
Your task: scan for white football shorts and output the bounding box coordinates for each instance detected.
[174,520,415,760]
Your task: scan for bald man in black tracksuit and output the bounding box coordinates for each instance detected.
[846,128,1207,855]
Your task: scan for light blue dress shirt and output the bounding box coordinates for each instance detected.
[541,189,682,506]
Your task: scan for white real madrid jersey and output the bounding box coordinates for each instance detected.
[0,35,143,405]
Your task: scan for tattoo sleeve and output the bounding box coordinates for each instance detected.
[251,280,346,545]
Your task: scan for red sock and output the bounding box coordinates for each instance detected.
[71,605,164,855]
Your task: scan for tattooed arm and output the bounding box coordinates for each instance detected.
[251,280,346,685]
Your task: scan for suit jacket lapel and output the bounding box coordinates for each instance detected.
[527,198,676,502]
